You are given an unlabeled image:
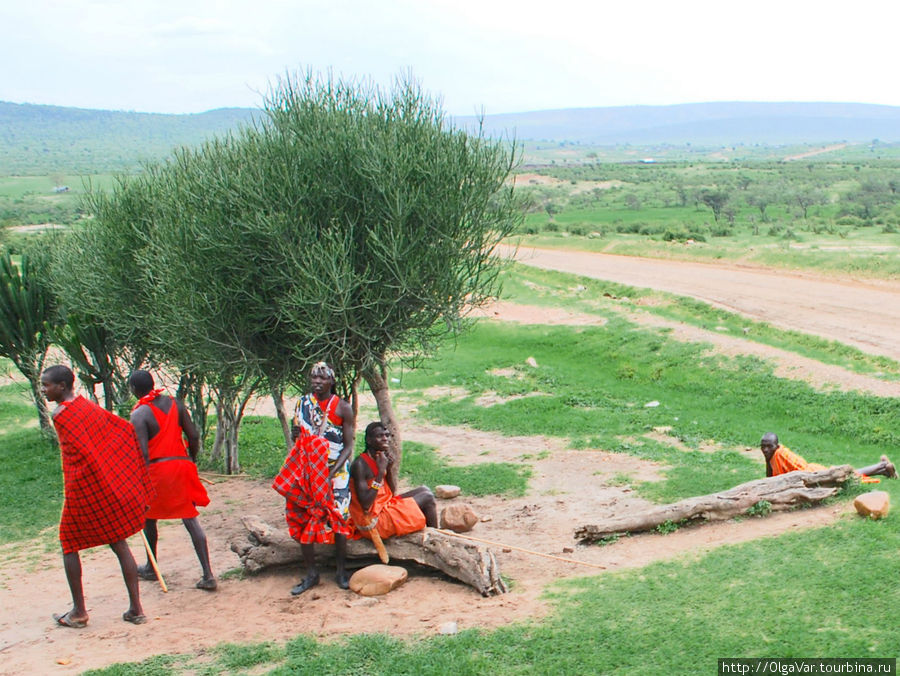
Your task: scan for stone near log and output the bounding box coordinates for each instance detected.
[349,564,408,596]
[854,491,890,519]
[435,485,461,499]
[441,504,478,533]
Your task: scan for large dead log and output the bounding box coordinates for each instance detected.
[230,515,508,596]
[576,465,855,543]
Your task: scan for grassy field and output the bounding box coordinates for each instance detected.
[510,159,900,278]
[6,255,900,672]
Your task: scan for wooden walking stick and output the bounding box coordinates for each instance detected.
[139,530,169,592]
[357,514,389,564]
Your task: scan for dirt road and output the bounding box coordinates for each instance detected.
[507,245,900,362]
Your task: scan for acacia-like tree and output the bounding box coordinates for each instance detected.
[61,71,523,473]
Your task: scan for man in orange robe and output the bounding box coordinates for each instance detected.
[349,422,436,543]
[41,365,152,628]
[129,370,216,591]
[760,432,896,483]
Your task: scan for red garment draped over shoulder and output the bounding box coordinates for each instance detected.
[348,453,425,540]
[272,427,350,544]
[54,396,154,554]
[141,396,210,520]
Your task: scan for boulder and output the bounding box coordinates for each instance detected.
[435,485,461,499]
[349,564,408,596]
[440,504,479,533]
[853,491,890,519]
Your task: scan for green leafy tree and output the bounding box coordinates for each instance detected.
[0,247,60,432]
[61,71,523,475]
[698,189,730,223]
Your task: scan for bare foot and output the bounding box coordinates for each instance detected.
[53,610,88,629]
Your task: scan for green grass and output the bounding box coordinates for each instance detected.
[400,441,530,497]
[394,320,900,503]
[203,415,290,478]
[0,381,62,544]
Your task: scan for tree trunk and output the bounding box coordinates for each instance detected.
[575,465,854,543]
[178,371,209,455]
[363,364,400,487]
[24,363,53,435]
[210,399,224,467]
[270,385,292,450]
[230,515,508,597]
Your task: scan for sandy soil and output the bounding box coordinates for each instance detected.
[1,253,893,674]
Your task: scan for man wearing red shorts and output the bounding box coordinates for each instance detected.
[129,370,216,591]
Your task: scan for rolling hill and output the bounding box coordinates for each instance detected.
[4,100,900,175]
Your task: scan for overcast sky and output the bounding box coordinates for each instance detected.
[3,0,899,116]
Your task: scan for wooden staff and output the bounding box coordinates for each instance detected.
[139,530,169,592]
[358,514,389,564]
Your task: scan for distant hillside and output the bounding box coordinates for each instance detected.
[0,102,257,175]
[455,102,900,146]
[4,100,900,175]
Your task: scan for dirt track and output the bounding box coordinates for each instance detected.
[507,245,900,362]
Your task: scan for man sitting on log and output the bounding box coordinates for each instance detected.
[349,422,437,545]
[760,432,897,483]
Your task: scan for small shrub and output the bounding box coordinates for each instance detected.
[747,500,772,518]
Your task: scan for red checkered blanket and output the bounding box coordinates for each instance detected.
[272,428,349,544]
[54,396,154,553]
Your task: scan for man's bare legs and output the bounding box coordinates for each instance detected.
[54,550,89,627]
[138,517,217,590]
[291,536,349,595]
[136,519,159,580]
[858,455,898,479]
[110,539,146,624]
[183,517,217,590]
[402,486,438,527]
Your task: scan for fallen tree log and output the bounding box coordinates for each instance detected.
[575,465,854,543]
[230,515,508,596]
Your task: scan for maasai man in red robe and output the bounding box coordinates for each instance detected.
[760,432,896,483]
[129,370,216,591]
[349,421,436,543]
[41,365,153,628]
[275,362,354,594]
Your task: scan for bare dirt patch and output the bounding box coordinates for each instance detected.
[783,144,848,161]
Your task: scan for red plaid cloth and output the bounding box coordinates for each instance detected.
[272,427,349,544]
[53,396,154,554]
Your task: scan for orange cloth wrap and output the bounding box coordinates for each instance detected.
[349,454,426,540]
